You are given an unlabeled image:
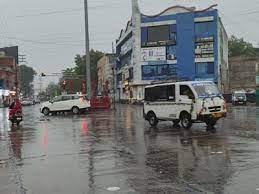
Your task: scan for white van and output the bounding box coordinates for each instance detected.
[40,94,91,115]
[143,81,227,130]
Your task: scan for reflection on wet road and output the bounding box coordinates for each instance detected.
[0,105,258,194]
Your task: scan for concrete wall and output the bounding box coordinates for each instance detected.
[228,56,258,93]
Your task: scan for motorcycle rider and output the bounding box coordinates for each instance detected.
[9,98,22,120]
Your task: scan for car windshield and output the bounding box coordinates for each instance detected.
[192,82,221,98]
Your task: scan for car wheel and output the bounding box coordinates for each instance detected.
[72,106,80,115]
[148,112,158,127]
[180,112,192,129]
[43,108,50,116]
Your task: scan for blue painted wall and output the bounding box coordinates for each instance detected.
[176,12,195,81]
[116,9,220,83]
[139,10,219,82]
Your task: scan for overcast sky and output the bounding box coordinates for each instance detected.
[0,0,259,86]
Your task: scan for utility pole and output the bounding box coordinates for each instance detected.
[84,0,91,98]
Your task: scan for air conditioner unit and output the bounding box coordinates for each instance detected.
[167,54,175,60]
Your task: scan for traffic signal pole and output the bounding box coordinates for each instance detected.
[84,0,91,98]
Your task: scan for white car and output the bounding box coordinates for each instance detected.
[40,94,91,115]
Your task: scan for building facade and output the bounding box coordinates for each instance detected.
[0,54,18,106]
[228,56,258,93]
[116,1,228,101]
[97,54,116,96]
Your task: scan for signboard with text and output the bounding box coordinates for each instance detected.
[141,47,166,62]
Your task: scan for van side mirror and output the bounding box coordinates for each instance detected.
[49,100,54,104]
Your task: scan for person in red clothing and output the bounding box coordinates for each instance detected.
[9,98,22,120]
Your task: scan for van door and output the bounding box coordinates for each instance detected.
[161,84,178,120]
[145,86,167,119]
[177,84,195,117]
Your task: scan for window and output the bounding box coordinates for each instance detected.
[148,25,170,42]
[53,96,62,102]
[180,85,195,100]
[168,65,177,76]
[71,96,79,100]
[145,85,175,102]
[142,65,157,78]
[157,65,168,76]
[142,64,178,80]
[167,85,175,101]
[195,22,214,36]
[196,63,214,75]
[145,87,156,101]
[156,86,168,101]
[62,96,71,101]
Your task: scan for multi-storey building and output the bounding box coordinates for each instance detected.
[116,1,228,101]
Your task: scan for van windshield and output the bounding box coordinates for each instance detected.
[234,93,246,98]
[192,82,221,98]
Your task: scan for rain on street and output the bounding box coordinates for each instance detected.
[0,104,258,194]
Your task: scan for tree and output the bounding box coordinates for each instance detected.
[228,35,257,57]
[19,65,37,97]
[61,49,104,95]
[74,49,104,82]
[46,82,61,98]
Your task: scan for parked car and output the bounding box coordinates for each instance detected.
[40,94,91,115]
[143,81,227,130]
[21,99,34,106]
[34,99,41,104]
[232,90,247,105]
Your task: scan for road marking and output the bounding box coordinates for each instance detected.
[107,187,120,191]
[211,151,223,154]
[256,188,259,191]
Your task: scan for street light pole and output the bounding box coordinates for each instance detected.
[84,0,91,99]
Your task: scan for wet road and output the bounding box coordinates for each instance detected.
[0,104,258,194]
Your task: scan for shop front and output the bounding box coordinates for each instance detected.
[0,89,10,107]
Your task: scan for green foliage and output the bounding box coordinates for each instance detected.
[228,35,257,57]
[61,49,104,94]
[73,49,104,81]
[20,65,36,96]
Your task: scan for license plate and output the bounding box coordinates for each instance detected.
[239,102,244,104]
[213,112,223,118]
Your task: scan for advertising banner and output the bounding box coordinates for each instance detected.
[141,47,166,62]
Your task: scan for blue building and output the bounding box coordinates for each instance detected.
[116,2,228,101]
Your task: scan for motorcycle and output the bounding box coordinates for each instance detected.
[9,113,23,126]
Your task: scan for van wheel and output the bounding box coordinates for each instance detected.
[43,108,50,116]
[206,119,217,131]
[205,119,217,127]
[173,120,180,127]
[72,106,80,115]
[148,113,158,127]
[180,112,192,129]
